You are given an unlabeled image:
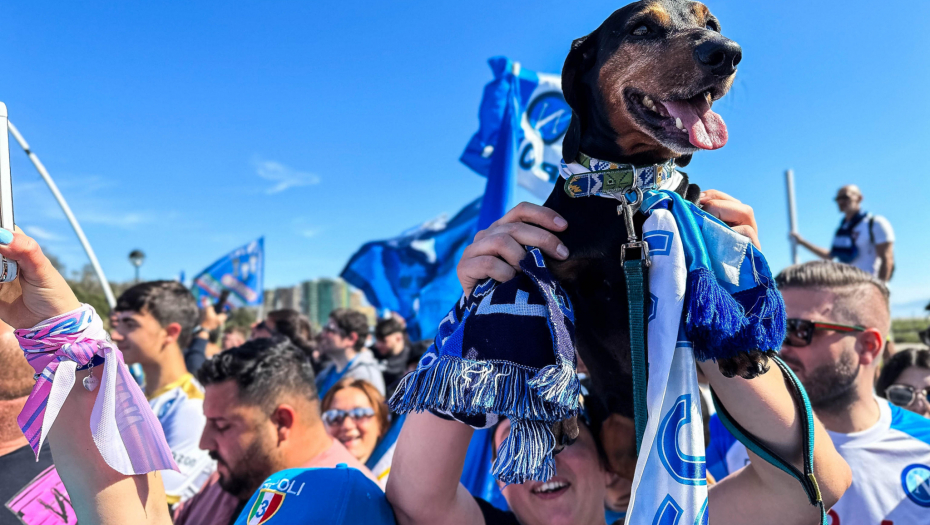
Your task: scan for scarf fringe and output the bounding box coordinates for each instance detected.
[492,419,556,484]
[528,363,580,411]
[389,355,577,423]
[685,268,785,361]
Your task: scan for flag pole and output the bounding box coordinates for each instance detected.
[7,121,117,309]
[785,169,800,265]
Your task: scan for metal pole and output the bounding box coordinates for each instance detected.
[785,169,800,265]
[7,121,117,309]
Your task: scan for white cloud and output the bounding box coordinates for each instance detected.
[254,159,321,194]
[77,211,152,228]
[24,225,63,241]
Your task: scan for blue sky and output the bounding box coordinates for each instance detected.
[2,0,929,317]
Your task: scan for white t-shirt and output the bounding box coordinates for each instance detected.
[832,213,894,276]
[707,398,930,525]
[148,373,216,506]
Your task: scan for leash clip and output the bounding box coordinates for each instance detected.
[618,188,650,266]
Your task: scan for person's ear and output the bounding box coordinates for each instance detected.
[163,322,182,346]
[270,404,297,443]
[857,328,884,366]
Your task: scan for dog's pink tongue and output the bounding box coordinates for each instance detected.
[663,97,728,150]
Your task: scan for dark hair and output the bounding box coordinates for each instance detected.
[320,377,390,439]
[329,308,369,352]
[197,337,319,410]
[876,348,930,398]
[407,339,432,369]
[267,309,316,356]
[115,281,200,349]
[374,318,405,341]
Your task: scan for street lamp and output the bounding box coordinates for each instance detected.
[129,249,145,283]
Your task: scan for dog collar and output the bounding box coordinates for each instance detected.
[559,152,680,199]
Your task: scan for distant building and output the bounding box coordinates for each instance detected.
[266,278,375,330]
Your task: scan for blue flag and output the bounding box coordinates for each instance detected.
[460,57,569,201]
[341,199,481,340]
[191,237,264,307]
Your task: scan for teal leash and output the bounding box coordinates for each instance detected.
[619,189,650,454]
[711,355,827,525]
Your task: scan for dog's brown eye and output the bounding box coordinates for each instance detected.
[705,20,720,32]
[631,25,650,36]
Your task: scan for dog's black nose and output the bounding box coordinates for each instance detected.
[694,38,742,77]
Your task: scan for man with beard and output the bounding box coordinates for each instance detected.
[707,260,930,525]
[173,337,376,525]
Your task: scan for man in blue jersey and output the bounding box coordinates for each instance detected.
[707,260,930,525]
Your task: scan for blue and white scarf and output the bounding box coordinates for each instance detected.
[390,247,579,484]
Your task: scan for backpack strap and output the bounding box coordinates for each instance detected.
[711,356,827,525]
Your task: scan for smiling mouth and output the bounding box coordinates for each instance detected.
[531,480,571,497]
[626,88,728,151]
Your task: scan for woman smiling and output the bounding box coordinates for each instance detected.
[321,378,393,486]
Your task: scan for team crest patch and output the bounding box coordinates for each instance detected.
[901,464,930,508]
[246,489,285,524]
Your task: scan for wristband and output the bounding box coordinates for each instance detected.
[16,304,178,475]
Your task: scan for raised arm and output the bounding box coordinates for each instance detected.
[386,412,484,525]
[700,360,850,525]
[0,229,172,525]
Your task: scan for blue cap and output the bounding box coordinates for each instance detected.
[234,464,397,525]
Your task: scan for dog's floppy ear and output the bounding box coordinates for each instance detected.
[562,34,597,164]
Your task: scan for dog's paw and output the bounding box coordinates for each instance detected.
[717,349,778,379]
[551,417,581,454]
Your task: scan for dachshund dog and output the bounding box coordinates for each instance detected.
[542,0,767,479]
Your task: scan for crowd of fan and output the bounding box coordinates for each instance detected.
[0,189,929,525]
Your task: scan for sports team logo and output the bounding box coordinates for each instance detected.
[901,463,930,508]
[246,488,285,524]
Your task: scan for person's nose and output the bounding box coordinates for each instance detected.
[199,427,215,451]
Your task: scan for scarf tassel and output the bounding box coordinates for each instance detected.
[389,355,576,423]
[528,362,580,410]
[685,268,786,361]
[491,419,556,485]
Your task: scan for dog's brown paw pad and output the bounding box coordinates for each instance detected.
[716,350,777,379]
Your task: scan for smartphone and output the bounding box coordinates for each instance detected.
[0,103,17,283]
[214,290,231,314]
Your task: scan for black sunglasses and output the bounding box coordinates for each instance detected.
[885,384,930,408]
[783,318,866,347]
[322,407,375,426]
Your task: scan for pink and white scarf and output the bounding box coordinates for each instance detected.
[17,304,177,475]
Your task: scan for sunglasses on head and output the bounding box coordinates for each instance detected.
[783,318,866,347]
[322,407,375,426]
[835,195,852,202]
[884,384,930,408]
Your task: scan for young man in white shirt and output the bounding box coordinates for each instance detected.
[792,185,895,281]
[706,260,930,525]
[115,280,216,506]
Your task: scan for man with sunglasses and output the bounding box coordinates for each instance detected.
[173,337,377,525]
[791,185,895,281]
[316,308,386,397]
[707,260,930,525]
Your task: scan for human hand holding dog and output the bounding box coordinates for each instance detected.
[457,202,569,295]
[699,189,761,250]
[458,194,762,295]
